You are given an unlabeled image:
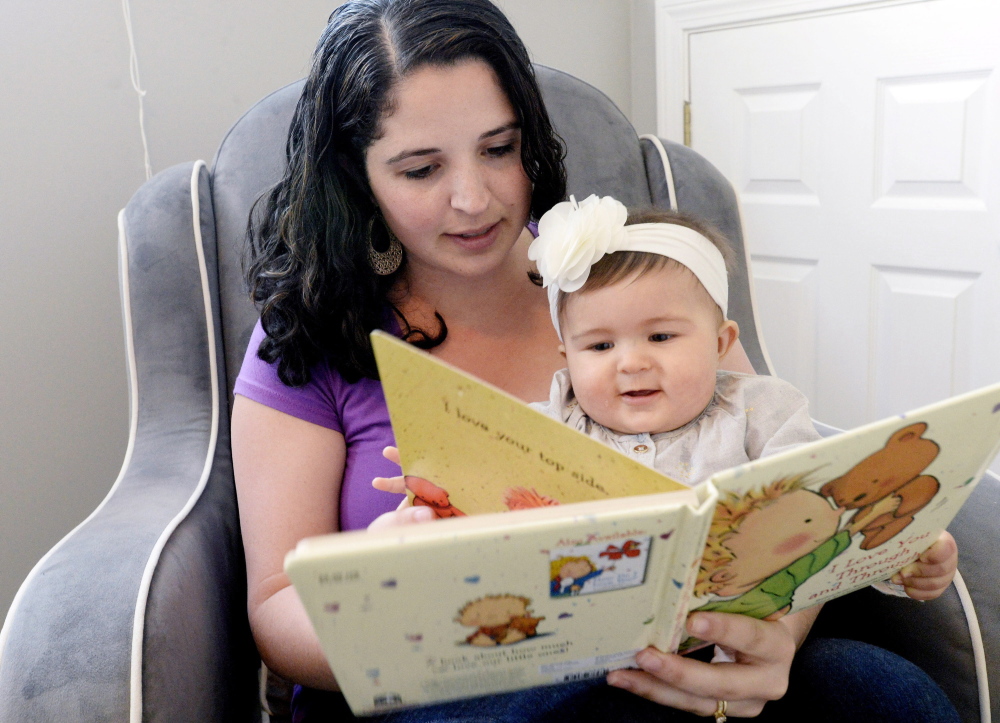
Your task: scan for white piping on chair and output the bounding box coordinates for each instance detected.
[732,193,777,377]
[639,134,678,212]
[953,569,991,723]
[637,134,775,377]
[129,160,220,722]
[0,211,142,673]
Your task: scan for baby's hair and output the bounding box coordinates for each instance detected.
[554,209,735,323]
[695,475,809,597]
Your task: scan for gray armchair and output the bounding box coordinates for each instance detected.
[1,65,996,722]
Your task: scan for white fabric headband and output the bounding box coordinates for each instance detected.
[527,195,729,340]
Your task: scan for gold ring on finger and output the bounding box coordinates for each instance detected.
[714,699,728,723]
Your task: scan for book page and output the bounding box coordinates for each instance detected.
[688,382,1000,627]
[372,331,686,516]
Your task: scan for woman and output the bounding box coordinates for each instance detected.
[232,1,959,721]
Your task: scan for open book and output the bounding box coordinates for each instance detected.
[285,332,1000,715]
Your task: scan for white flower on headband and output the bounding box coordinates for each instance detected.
[528,194,627,292]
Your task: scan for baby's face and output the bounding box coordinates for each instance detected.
[561,264,736,436]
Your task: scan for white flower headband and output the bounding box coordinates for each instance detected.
[528,195,729,339]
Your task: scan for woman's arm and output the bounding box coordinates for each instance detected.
[607,606,822,718]
[231,395,344,689]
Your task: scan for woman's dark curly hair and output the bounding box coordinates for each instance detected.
[245,0,567,386]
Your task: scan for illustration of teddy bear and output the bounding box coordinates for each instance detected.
[820,422,939,550]
[456,595,544,646]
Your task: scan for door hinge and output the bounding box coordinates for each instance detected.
[683,101,692,147]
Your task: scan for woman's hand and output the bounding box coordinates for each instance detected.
[891,530,958,601]
[368,503,435,531]
[607,607,819,718]
[371,446,406,494]
[368,446,435,530]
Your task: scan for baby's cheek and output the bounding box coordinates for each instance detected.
[686,374,718,411]
[578,381,612,412]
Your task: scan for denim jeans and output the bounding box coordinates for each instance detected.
[291,638,961,722]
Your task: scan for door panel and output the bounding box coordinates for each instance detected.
[689,0,1000,475]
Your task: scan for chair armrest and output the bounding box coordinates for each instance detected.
[0,162,258,721]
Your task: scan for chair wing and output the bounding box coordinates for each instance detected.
[0,163,259,721]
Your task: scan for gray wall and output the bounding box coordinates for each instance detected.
[0,2,653,619]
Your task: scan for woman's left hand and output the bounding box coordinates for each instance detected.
[607,607,818,718]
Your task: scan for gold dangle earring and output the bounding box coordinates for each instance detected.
[367,214,403,276]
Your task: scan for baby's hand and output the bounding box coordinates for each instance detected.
[891,530,958,601]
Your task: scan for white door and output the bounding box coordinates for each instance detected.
[687,0,1000,470]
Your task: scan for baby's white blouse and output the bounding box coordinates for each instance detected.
[531,369,822,486]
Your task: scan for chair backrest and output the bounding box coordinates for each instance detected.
[209,65,768,398]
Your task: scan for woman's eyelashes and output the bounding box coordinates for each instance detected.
[485,142,516,159]
[403,163,437,180]
[401,142,517,180]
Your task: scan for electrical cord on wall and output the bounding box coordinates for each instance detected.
[122,0,152,181]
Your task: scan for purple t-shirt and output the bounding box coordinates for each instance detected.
[234,321,404,530]
[235,225,537,531]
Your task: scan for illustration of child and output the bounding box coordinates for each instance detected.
[526,195,958,603]
[692,476,899,621]
[549,556,615,597]
[456,594,545,646]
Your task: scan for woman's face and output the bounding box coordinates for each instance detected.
[365,59,532,282]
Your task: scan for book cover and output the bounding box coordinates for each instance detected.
[287,334,1000,713]
[287,487,715,714]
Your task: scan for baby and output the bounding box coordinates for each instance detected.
[528,195,820,484]
[526,195,956,602]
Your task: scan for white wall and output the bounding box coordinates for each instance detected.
[503,0,658,136]
[0,1,650,619]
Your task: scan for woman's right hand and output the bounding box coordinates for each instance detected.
[368,503,435,530]
[369,446,436,530]
[372,445,406,494]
